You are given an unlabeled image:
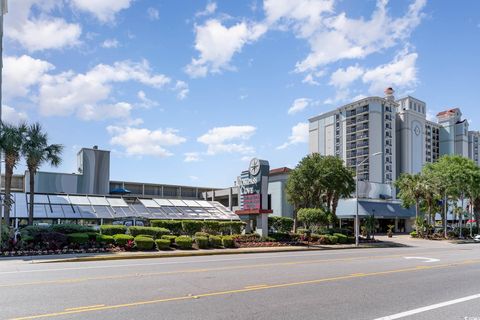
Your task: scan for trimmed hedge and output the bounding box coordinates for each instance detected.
[195,236,209,249]
[96,234,114,244]
[150,220,183,234]
[195,232,210,238]
[161,235,177,244]
[219,221,246,235]
[175,236,193,250]
[182,220,203,235]
[268,216,294,233]
[67,233,89,244]
[134,236,155,250]
[202,221,221,235]
[222,236,235,248]
[155,239,171,250]
[410,231,418,238]
[209,236,222,248]
[100,225,127,236]
[113,234,134,246]
[333,233,348,244]
[128,226,170,239]
[51,224,94,234]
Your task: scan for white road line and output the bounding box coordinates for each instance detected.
[404,256,440,263]
[374,293,480,320]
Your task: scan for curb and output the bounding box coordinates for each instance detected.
[39,243,396,263]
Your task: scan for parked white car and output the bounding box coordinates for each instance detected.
[474,235,480,242]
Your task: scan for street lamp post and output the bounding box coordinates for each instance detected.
[355,152,383,247]
[0,0,7,249]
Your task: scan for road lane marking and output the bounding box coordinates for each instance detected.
[244,284,268,289]
[0,247,462,276]
[9,259,480,320]
[64,305,104,311]
[373,293,480,320]
[404,256,440,263]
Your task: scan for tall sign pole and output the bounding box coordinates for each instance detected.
[0,0,7,247]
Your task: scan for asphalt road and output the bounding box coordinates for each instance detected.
[1,238,480,320]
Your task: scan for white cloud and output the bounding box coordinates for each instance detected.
[196,2,217,17]
[185,19,267,77]
[184,152,201,162]
[197,125,256,155]
[107,126,186,157]
[362,49,418,94]
[70,0,133,22]
[3,55,54,99]
[38,60,171,120]
[189,175,199,181]
[288,98,311,114]
[5,0,81,51]
[137,90,159,108]
[2,105,28,125]
[174,81,189,100]
[329,65,364,88]
[147,7,159,21]
[277,122,309,149]
[77,102,132,121]
[292,0,426,72]
[102,38,119,48]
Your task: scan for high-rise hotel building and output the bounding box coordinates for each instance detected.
[309,88,480,198]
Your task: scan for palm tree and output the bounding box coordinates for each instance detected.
[0,122,27,226]
[395,173,424,231]
[22,123,63,225]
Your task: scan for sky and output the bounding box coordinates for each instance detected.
[2,0,480,188]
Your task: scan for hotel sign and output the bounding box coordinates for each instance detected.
[237,158,270,211]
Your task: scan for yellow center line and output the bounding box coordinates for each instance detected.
[9,259,480,320]
[0,253,418,288]
[244,284,268,289]
[64,305,105,311]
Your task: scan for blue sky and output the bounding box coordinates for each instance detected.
[3,0,480,188]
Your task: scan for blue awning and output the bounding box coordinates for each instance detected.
[336,199,415,218]
[110,188,131,195]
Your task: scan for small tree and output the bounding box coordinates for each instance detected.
[395,173,423,229]
[297,208,328,230]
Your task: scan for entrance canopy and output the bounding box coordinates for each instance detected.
[335,199,415,218]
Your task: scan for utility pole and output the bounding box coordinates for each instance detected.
[0,0,7,248]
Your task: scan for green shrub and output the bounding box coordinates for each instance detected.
[85,232,99,241]
[96,234,114,244]
[113,234,134,246]
[150,220,183,234]
[128,226,170,238]
[195,232,210,238]
[318,235,330,244]
[51,224,94,234]
[182,220,203,235]
[268,216,294,233]
[219,221,246,235]
[155,239,171,250]
[202,221,221,235]
[310,234,321,242]
[268,232,293,242]
[195,236,209,249]
[136,234,154,239]
[296,228,307,234]
[410,231,418,238]
[20,225,49,238]
[67,233,89,244]
[347,236,355,244]
[161,235,177,244]
[209,235,222,248]
[175,236,193,250]
[39,232,68,250]
[333,233,348,244]
[134,236,155,250]
[327,235,339,245]
[100,225,127,236]
[222,236,235,248]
